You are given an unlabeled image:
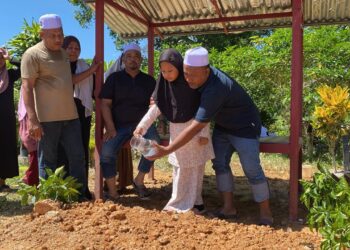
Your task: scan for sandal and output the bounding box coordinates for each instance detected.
[211,210,238,220]
[192,204,207,215]
[132,181,151,200]
[103,193,120,203]
[258,217,274,226]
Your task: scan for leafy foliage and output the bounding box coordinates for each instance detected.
[300,165,350,249]
[7,19,41,59]
[67,0,94,28]
[312,85,350,170]
[17,167,82,206]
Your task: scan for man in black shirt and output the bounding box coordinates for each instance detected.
[99,44,159,201]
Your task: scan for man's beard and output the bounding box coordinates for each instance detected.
[129,65,139,71]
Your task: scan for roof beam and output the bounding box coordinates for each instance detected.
[125,0,164,39]
[210,0,228,34]
[152,12,293,28]
[104,0,148,26]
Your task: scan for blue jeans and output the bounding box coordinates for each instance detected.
[100,124,160,179]
[38,119,86,196]
[211,128,269,202]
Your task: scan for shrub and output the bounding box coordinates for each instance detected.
[300,165,350,249]
[17,166,82,205]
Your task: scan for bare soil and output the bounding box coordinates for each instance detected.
[0,158,321,249]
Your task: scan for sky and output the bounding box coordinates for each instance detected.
[0,0,119,62]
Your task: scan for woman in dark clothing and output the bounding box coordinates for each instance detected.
[62,36,101,199]
[0,48,20,190]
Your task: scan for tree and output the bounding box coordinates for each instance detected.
[7,19,41,59]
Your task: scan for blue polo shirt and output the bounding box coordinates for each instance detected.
[195,67,261,138]
[100,70,156,128]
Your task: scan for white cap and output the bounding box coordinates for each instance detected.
[123,43,141,53]
[39,14,62,29]
[184,47,209,67]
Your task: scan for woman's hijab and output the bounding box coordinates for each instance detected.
[153,48,200,123]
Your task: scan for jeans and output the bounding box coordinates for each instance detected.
[100,124,160,179]
[211,128,269,202]
[38,119,86,196]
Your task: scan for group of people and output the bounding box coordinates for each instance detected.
[0,13,273,225]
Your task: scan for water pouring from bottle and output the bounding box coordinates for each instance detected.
[130,136,156,157]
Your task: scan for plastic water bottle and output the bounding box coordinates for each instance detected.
[130,136,156,157]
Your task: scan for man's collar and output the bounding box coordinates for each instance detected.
[198,67,213,92]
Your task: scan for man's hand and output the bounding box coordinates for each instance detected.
[28,118,43,141]
[103,128,117,142]
[145,142,170,161]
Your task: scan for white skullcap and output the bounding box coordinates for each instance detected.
[39,14,62,29]
[184,47,209,67]
[123,43,141,53]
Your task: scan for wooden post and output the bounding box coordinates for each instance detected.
[289,0,304,221]
[94,0,104,199]
[147,25,156,181]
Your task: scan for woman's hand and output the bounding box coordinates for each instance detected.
[0,48,10,60]
[133,127,144,137]
[90,57,103,73]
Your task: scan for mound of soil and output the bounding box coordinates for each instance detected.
[0,163,321,249]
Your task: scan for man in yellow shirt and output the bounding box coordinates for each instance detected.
[21,14,86,198]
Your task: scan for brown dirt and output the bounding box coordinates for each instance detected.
[0,160,321,249]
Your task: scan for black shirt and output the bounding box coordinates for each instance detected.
[195,67,261,139]
[99,70,156,128]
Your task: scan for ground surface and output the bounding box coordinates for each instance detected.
[0,155,321,249]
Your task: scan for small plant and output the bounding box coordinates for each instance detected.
[300,165,350,249]
[17,166,82,205]
[312,85,350,171]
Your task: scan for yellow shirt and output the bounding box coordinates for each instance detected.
[21,41,78,122]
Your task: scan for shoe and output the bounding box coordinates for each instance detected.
[258,217,274,226]
[211,210,238,220]
[132,181,151,200]
[117,187,127,195]
[103,193,120,203]
[192,204,207,215]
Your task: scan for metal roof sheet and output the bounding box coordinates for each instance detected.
[87,0,350,39]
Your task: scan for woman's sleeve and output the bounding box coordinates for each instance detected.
[137,105,161,135]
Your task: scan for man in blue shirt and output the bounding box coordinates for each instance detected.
[149,47,272,225]
[99,44,159,201]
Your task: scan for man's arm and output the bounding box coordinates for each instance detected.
[101,98,117,141]
[147,120,208,160]
[22,77,43,140]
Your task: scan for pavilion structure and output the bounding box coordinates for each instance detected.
[86,0,350,220]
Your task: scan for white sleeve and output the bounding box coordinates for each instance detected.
[137,104,161,135]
